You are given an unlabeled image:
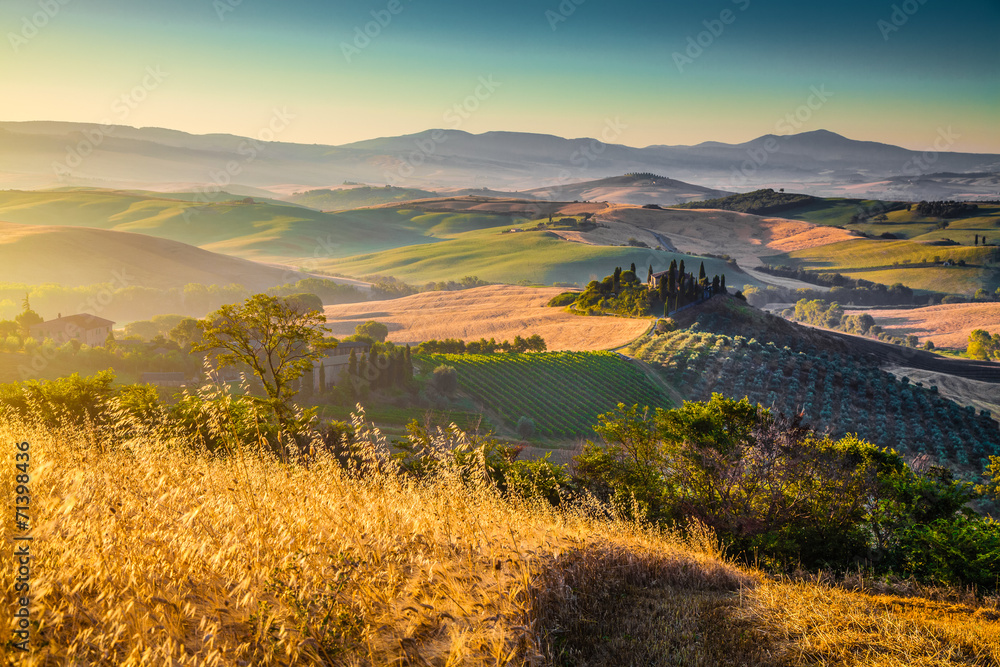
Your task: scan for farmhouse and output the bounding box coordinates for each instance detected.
[314,340,371,390]
[29,313,114,346]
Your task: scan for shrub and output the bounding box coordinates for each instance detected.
[516,416,535,439]
[547,292,579,308]
[431,364,458,395]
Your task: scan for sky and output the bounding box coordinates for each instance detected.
[2,0,998,152]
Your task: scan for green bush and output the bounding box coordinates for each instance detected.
[547,292,579,308]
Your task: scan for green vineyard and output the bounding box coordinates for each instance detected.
[416,351,673,439]
[630,325,1000,475]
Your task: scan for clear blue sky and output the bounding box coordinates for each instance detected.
[2,0,998,151]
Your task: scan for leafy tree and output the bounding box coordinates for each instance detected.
[168,317,202,347]
[355,320,389,342]
[432,364,458,395]
[15,294,43,338]
[194,294,336,439]
[282,292,324,314]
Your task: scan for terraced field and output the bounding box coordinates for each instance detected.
[416,351,673,440]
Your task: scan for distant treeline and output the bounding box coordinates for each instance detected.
[915,200,980,218]
[672,188,816,215]
[789,299,921,348]
[414,335,547,355]
[756,266,928,306]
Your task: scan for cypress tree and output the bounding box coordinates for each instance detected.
[699,261,707,284]
[647,264,653,283]
[667,264,677,295]
[658,275,667,303]
[678,259,685,282]
[630,262,636,274]
[348,348,358,377]
[404,345,413,380]
[721,274,727,293]
[712,275,720,294]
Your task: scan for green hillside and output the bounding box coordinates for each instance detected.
[285,186,439,210]
[763,238,1000,295]
[0,190,511,263]
[416,351,673,439]
[329,225,759,286]
[630,297,1000,477]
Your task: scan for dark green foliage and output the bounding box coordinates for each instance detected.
[355,320,389,343]
[432,364,457,395]
[0,370,117,427]
[547,292,579,307]
[673,188,816,215]
[576,395,1000,585]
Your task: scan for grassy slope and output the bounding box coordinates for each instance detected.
[284,186,439,210]
[764,200,1000,295]
[0,190,507,263]
[6,414,998,665]
[329,225,758,286]
[763,238,998,295]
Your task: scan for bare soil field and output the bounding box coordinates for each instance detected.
[844,303,1000,350]
[323,285,651,351]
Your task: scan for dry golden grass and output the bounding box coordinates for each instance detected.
[740,578,1000,666]
[4,406,1000,666]
[844,303,1000,350]
[0,414,743,666]
[322,285,651,351]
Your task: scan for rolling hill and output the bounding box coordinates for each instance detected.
[0,221,309,290]
[284,185,440,211]
[524,173,731,206]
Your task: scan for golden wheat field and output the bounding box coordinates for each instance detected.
[844,302,1000,350]
[322,285,651,351]
[3,410,1000,666]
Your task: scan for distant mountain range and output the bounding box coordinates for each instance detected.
[2,121,998,200]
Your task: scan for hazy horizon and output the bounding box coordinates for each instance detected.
[2,0,998,152]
